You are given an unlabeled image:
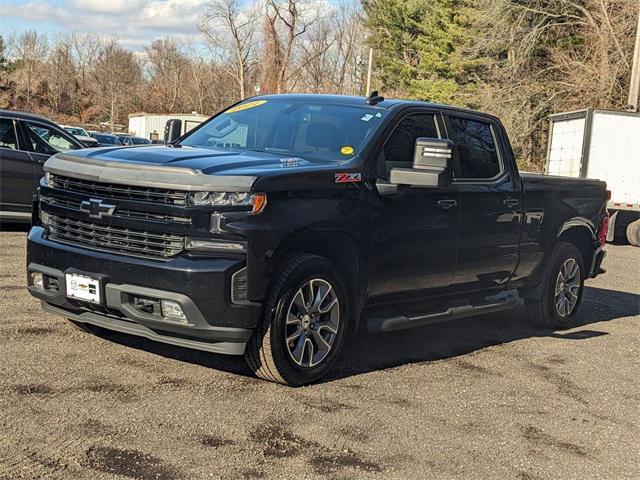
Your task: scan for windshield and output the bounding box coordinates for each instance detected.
[180,99,387,162]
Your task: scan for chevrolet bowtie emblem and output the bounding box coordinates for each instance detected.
[79,198,116,219]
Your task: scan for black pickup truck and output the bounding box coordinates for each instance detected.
[26,94,608,385]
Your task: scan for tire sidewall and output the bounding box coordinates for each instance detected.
[544,243,585,328]
[267,257,349,386]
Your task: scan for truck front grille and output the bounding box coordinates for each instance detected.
[50,174,188,205]
[48,214,185,259]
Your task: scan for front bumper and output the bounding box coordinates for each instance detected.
[27,226,261,355]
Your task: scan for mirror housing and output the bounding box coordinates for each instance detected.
[164,119,182,143]
[389,138,453,187]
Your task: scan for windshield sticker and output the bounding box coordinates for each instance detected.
[340,146,354,155]
[280,158,300,167]
[226,100,267,114]
[335,172,361,183]
[361,114,374,122]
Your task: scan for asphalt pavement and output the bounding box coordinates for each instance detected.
[1,228,638,479]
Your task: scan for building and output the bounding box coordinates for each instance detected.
[128,112,210,140]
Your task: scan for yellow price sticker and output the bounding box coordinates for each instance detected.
[226,100,267,114]
[341,146,354,155]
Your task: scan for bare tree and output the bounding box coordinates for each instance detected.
[92,40,142,128]
[11,31,48,109]
[200,0,260,100]
[144,38,188,112]
[263,0,318,93]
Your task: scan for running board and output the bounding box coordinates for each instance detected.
[366,290,520,333]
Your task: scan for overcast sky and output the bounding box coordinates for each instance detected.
[0,0,210,49]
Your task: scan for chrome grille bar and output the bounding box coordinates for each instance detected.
[50,174,188,205]
[48,214,185,259]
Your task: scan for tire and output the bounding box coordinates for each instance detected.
[626,220,640,247]
[525,242,585,329]
[244,254,349,386]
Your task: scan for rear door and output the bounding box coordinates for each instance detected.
[444,113,522,293]
[0,116,34,218]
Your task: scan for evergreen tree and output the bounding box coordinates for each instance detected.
[363,0,482,105]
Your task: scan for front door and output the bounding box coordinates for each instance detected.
[0,117,34,218]
[20,119,82,190]
[445,114,522,293]
[368,111,460,303]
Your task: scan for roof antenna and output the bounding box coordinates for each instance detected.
[367,91,385,105]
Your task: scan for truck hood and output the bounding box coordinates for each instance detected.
[44,145,341,192]
[66,145,337,176]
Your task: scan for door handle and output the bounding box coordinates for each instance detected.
[503,198,520,208]
[437,199,458,209]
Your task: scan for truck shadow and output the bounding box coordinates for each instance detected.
[93,286,639,384]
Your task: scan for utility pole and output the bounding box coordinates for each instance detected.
[628,2,640,111]
[365,48,373,95]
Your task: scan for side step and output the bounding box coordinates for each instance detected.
[366,290,520,333]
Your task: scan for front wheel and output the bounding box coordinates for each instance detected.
[244,254,348,386]
[525,242,585,329]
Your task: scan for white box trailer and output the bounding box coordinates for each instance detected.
[128,113,210,141]
[545,108,640,246]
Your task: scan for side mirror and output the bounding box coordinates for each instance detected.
[164,119,182,143]
[389,138,453,187]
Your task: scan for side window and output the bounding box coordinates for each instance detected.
[23,121,80,155]
[377,113,439,179]
[0,118,19,150]
[448,117,501,179]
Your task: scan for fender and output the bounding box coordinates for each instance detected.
[520,218,598,300]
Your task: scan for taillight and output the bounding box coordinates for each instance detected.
[599,213,609,246]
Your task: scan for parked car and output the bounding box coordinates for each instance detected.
[89,132,122,147]
[119,135,152,146]
[60,125,99,148]
[27,94,608,385]
[0,109,84,222]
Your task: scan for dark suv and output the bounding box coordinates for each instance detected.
[0,110,84,222]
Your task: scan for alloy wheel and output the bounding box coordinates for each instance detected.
[554,258,581,317]
[284,278,340,368]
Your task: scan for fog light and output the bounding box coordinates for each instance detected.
[31,272,44,289]
[160,300,187,322]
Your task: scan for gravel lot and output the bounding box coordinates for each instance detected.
[0,228,638,480]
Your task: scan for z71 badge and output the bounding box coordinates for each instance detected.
[335,172,362,183]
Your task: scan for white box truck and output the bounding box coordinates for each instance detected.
[545,108,640,246]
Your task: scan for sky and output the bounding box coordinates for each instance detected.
[0,0,211,49]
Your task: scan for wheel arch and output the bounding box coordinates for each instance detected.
[268,229,368,332]
[556,221,596,270]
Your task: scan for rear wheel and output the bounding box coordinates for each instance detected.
[525,242,585,329]
[626,220,640,247]
[244,254,348,386]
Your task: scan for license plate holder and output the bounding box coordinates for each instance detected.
[65,273,101,304]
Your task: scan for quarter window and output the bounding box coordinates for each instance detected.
[449,117,501,179]
[0,118,18,150]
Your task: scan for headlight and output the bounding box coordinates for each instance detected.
[188,191,267,213]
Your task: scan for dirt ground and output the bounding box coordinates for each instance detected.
[1,228,638,479]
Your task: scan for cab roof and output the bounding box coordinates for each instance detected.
[250,93,498,121]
